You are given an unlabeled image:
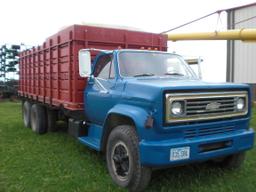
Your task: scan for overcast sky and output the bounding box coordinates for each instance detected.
[0,0,255,82]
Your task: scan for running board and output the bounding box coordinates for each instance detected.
[78,137,100,151]
[78,123,103,151]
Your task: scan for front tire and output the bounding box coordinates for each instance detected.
[31,104,47,134]
[106,125,151,192]
[220,152,246,169]
[212,152,246,169]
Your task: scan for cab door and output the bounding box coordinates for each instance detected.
[84,53,118,125]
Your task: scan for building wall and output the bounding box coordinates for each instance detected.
[227,5,256,101]
[227,5,256,83]
[250,84,256,101]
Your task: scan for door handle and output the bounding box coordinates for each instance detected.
[99,90,109,94]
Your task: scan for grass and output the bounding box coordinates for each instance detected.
[0,102,255,192]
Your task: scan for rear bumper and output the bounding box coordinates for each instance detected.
[139,128,254,166]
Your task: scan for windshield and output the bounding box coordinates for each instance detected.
[118,51,197,78]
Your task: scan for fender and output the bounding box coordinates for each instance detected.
[105,104,150,139]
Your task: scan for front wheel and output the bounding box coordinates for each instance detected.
[106,125,151,192]
[213,152,246,169]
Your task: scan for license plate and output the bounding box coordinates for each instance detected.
[170,147,190,161]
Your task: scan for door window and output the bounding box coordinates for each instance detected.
[94,54,115,79]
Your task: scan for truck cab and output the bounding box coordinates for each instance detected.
[78,49,254,191]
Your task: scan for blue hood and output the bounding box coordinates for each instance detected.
[123,77,249,104]
[125,77,249,91]
[121,77,250,134]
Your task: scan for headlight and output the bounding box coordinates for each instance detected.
[236,97,245,111]
[171,101,184,116]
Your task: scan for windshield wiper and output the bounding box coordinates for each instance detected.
[134,73,155,77]
[164,72,184,76]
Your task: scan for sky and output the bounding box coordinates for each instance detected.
[0,0,255,82]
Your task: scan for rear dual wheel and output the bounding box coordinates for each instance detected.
[22,101,58,134]
[30,104,47,134]
[46,108,58,132]
[22,101,32,128]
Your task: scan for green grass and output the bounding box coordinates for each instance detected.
[0,102,256,192]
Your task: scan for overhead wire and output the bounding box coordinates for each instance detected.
[161,7,256,34]
[160,10,225,34]
[233,15,256,27]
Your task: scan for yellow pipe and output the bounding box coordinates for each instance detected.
[167,29,256,41]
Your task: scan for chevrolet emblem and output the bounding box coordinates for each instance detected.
[205,102,221,111]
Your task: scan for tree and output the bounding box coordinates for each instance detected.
[0,44,21,82]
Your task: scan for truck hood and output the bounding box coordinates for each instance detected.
[122,77,250,134]
[126,77,249,90]
[123,77,249,104]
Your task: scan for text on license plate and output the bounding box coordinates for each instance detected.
[170,147,190,161]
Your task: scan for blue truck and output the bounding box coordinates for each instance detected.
[20,25,254,192]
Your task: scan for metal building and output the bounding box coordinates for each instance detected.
[226,3,256,100]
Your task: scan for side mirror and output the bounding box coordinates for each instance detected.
[185,58,203,80]
[79,50,91,77]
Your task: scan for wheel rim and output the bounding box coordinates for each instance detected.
[111,141,130,181]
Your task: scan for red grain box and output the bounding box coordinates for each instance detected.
[18,25,167,111]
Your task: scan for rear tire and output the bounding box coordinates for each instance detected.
[106,125,151,192]
[31,104,47,134]
[47,108,58,132]
[22,101,32,128]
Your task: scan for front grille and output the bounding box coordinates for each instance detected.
[184,126,235,139]
[165,91,248,123]
[186,97,235,115]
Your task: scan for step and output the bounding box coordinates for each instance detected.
[78,136,101,151]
